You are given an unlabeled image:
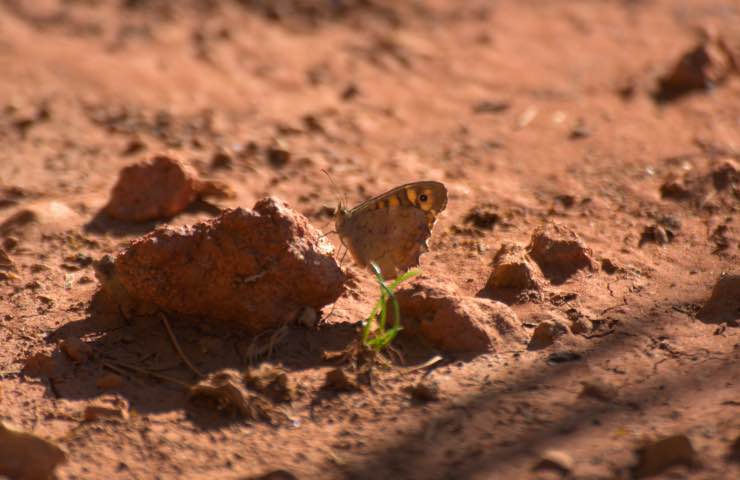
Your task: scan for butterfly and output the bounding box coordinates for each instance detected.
[335,181,448,278]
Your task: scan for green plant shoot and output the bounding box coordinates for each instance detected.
[361,263,420,351]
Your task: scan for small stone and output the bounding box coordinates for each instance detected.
[96,372,124,389]
[394,277,527,354]
[59,337,92,363]
[696,273,740,326]
[527,223,595,283]
[528,319,570,350]
[323,368,358,393]
[533,449,574,475]
[486,243,543,291]
[654,35,734,102]
[632,434,696,478]
[121,138,146,156]
[103,154,200,222]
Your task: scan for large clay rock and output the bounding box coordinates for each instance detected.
[527,222,595,284]
[394,277,526,354]
[100,198,345,332]
[103,154,230,222]
[697,273,740,326]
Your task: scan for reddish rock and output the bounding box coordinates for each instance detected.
[394,278,526,354]
[59,337,92,363]
[528,318,571,350]
[103,154,230,222]
[486,243,544,295]
[105,198,345,332]
[654,36,735,102]
[527,223,595,284]
[697,273,740,326]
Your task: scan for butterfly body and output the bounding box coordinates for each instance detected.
[335,181,448,278]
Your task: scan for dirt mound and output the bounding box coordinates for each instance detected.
[99,198,345,332]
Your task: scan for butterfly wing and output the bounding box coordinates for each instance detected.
[336,181,447,278]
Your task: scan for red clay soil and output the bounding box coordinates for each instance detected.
[1,1,739,479]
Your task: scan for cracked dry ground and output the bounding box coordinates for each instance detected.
[0,1,739,479]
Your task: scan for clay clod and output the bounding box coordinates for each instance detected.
[696,273,740,326]
[654,34,736,102]
[103,154,230,222]
[100,198,345,332]
[394,277,526,354]
[527,223,595,284]
[486,243,544,303]
[528,318,571,350]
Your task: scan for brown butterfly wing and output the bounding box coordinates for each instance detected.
[336,181,447,278]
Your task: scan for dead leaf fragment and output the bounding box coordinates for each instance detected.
[0,422,67,480]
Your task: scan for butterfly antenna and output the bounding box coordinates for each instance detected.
[321,168,347,210]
